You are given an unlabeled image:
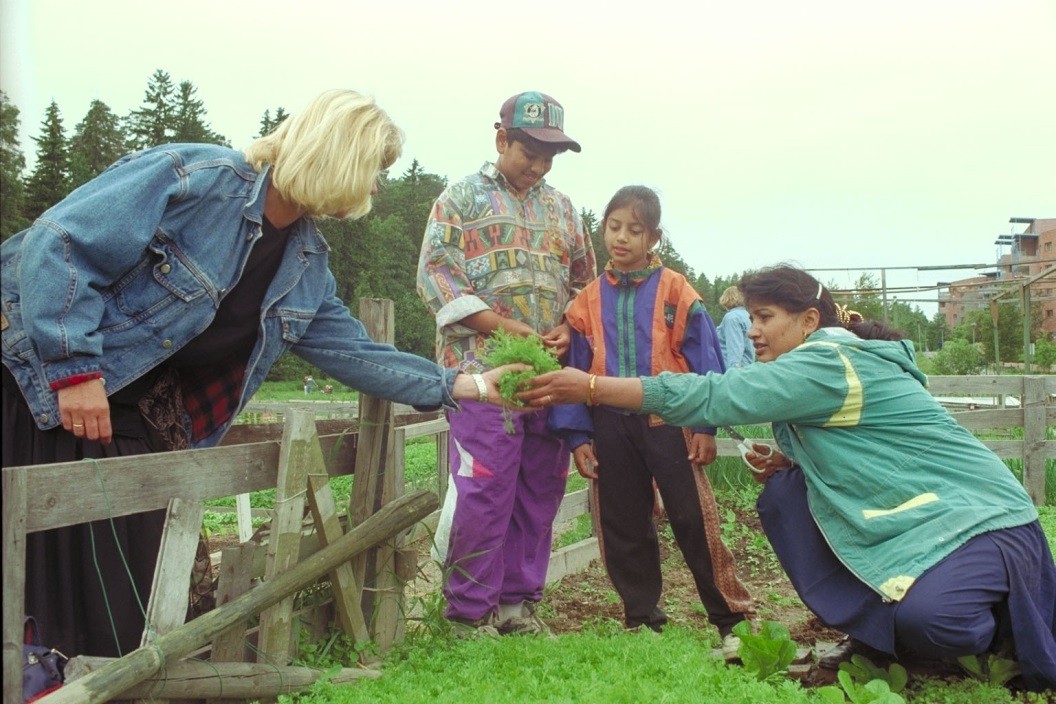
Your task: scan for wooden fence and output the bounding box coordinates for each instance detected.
[2,367,1052,703]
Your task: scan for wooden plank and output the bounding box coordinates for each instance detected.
[926,375,1028,396]
[403,418,449,440]
[349,299,398,640]
[65,658,380,700]
[141,498,206,645]
[372,427,407,651]
[40,490,437,704]
[209,542,258,664]
[305,471,370,643]
[554,488,589,527]
[10,444,281,532]
[947,408,1023,430]
[546,538,600,584]
[257,410,316,666]
[226,412,440,445]
[1023,376,1049,505]
[2,466,27,704]
[436,430,450,500]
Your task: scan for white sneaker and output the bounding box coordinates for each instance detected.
[450,613,501,640]
[497,601,550,635]
[722,633,742,663]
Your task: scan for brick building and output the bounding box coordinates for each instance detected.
[938,217,1056,339]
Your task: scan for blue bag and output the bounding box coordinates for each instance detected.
[23,617,67,702]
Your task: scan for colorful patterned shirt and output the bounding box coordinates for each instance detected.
[417,162,596,370]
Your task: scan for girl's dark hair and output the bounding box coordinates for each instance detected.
[739,265,904,341]
[602,185,663,239]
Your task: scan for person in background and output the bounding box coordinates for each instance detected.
[417,91,596,637]
[548,185,753,658]
[521,265,1055,691]
[716,285,754,369]
[1,88,509,659]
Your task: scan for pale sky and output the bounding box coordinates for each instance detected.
[2,0,1054,315]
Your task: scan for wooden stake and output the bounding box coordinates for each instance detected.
[66,657,380,699]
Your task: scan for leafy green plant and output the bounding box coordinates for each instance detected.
[481,330,560,405]
[832,672,907,704]
[732,619,797,681]
[839,654,908,693]
[957,652,1021,686]
[294,622,375,669]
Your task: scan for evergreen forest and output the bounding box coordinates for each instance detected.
[4,69,1015,378]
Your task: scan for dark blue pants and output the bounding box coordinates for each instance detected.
[758,467,1056,691]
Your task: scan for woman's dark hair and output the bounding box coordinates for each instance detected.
[739,265,904,341]
[602,185,663,241]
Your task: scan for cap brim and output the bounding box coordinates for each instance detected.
[521,127,582,153]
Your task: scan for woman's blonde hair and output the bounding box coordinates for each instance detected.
[243,90,404,219]
[719,285,744,309]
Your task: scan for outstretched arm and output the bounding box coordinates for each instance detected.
[521,367,644,410]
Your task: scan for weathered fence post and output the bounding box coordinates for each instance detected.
[2,466,27,704]
[1022,375,1050,504]
[257,409,316,665]
[349,298,402,646]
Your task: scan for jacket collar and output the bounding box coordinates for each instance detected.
[480,162,547,197]
[603,253,664,286]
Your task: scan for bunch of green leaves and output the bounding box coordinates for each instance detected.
[816,678,906,704]
[957,652,1021,686]
[481,330,561,406]
[814,654,907,704]
[732,620,797,681]
[839,654,908,693]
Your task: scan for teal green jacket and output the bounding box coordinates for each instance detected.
[640,327,1037,601]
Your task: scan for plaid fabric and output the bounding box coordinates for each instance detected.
[178,361,246,443]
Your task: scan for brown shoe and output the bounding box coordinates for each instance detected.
[818,637,891,670]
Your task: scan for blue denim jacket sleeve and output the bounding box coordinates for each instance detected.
[19,149,199,384]
[291,271,457,410]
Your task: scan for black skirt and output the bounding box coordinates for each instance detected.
[2,366,168,658]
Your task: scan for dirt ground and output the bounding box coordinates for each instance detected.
[540,492,844,647]
[206,491,841,665]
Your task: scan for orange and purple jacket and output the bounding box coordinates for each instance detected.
[550,256,724,448]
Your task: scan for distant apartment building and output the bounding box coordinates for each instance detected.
[938,217,1056,339]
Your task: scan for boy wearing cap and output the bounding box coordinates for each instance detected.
[417,91,596,636]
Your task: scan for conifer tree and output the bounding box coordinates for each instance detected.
[68,99,125,188]
[125,69,176,149]
[24,101,70,221]
[0,90,29,239]
[257,106,289,137]
[172,81,227,145]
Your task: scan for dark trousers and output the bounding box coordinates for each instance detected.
[2,366,166,658]
[593,410,750,635]
[758,466,1056,691]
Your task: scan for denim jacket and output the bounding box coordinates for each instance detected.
[1,144,457,447]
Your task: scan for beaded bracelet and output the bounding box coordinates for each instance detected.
[587,374,598,407]
[471,373,489,403]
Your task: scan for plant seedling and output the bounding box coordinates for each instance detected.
[481,330,561,406]
[732,620,797,681]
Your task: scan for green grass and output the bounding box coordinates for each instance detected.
[282,625,819,704]
[277,623,1044,704]
[252,380,361,404]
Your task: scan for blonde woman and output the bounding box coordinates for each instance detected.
[1,89,505,659]
[716,285,754,369]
